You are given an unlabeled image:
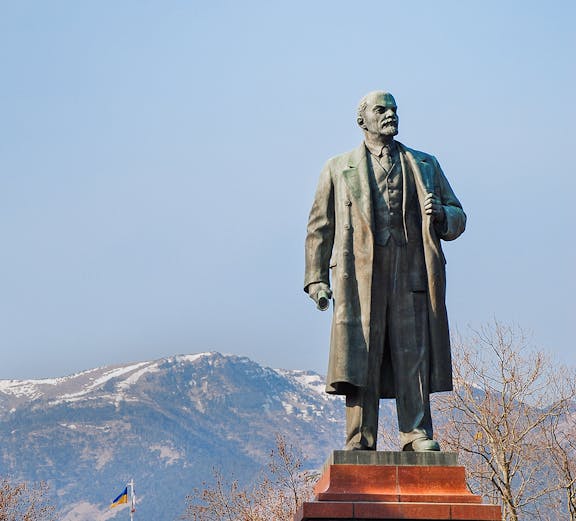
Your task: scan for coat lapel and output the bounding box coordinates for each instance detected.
[342,144,374,231]
[398,142,433,218]
[399,142,444,267]
[399,145,409,243]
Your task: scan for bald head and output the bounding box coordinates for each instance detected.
[357,91,396,119]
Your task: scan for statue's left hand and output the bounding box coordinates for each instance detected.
[308,282,332,311]
[424,193,446,223]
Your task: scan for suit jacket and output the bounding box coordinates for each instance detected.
[304,141,466,398]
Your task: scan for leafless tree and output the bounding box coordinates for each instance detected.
[183,434,317,521]
[435,321,575,521]
[0,478,57,521]
[539,375,576,520]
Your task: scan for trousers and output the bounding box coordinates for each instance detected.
[345,242,433,450]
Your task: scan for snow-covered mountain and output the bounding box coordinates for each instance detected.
[0,352,383,520]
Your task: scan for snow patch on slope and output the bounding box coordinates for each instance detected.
[117,363,160,390]
[277,369,327,396]
[56,362,152,403]
[150,443,182,465]
[62,501,118,521]
[174,353,213,364]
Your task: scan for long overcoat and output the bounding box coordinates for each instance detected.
[304,141,466,398]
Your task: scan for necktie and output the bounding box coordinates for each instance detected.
[381,145,392,173]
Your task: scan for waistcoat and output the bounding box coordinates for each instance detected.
[367,148,406,246]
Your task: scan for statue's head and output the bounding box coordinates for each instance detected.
[357,91,398,140]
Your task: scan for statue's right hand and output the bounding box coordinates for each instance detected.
[308,282,332,311]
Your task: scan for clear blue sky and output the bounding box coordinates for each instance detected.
[1,1,575,379]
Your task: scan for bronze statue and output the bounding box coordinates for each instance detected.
[304,91,466,451]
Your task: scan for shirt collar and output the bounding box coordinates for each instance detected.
[364,139,396,158]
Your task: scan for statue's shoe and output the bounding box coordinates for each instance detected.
[344,442,375,451]
[403,438,440,452]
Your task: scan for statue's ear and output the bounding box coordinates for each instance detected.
[357,116,366,129]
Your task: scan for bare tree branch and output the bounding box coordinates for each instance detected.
[183,434,317,521]
[436,320,576,521]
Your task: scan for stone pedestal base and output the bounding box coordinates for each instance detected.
[294,451,501,521]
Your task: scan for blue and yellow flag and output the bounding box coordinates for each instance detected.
[110,487,128,508]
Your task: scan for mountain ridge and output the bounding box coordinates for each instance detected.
[0,351,355,520]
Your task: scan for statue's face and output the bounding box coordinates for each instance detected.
[360,92,398,139]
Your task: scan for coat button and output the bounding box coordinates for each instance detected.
[343,273,349,279]
[344,224,351,230]
[343,250,350,256]
[344,199,352,206]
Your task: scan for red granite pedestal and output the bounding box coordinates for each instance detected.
[294,452,501,521]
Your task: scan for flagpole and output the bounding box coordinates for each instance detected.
[128,479,135,520]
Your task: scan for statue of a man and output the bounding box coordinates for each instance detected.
[304,91,466,451]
